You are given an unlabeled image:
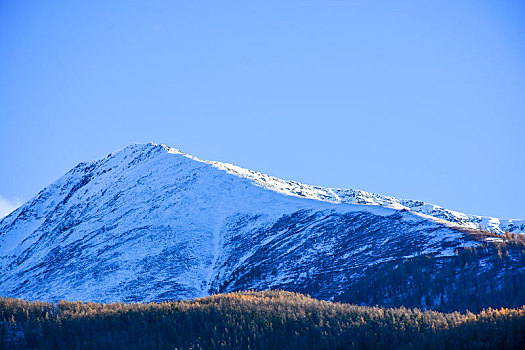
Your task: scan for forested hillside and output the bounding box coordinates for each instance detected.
[336,239,525,312]
[1,290,524,350]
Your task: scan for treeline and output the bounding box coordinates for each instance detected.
[1,290,524,350]
[336,240,525,313]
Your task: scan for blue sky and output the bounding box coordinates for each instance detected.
[1,1,524,219]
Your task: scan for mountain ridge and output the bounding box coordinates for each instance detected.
[0,142,522,305]
[156,142,524,234]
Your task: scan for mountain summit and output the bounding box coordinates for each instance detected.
[0,143,523,309]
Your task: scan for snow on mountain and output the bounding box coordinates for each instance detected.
[0,143,520,303]
[206,151,524,235]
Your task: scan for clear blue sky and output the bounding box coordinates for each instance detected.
[1,1,524,219]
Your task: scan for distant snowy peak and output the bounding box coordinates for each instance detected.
[157,143,524,234]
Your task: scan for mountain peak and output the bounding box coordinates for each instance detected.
[0,142,522,304]
[70,142,524,235]
[124,142,523,234]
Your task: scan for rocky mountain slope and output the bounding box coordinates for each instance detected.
[0,143,523,307]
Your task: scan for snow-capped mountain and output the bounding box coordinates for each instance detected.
[0,143,522,304]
